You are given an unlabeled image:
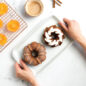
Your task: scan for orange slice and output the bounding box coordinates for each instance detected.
[0,3,8,16]
[0,19,3,28]
[7,20,20,32]
[0,33,7,46]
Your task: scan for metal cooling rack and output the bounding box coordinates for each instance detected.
[0,0,28,52]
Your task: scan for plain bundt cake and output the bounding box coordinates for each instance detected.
[43,25,65,47]
[23,42,46,66]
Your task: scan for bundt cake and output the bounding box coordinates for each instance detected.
[43,25,65,47]
[23,42,46,66]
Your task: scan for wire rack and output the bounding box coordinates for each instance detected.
[0,0,28,52]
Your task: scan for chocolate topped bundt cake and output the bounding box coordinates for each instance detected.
[23,42,46,66]
[43,25,65,47]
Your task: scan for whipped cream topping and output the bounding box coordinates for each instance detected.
[44,27,64,46]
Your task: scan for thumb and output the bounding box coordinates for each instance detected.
[20,60,28,70]
[63,18,71,25]
[58,22,68,32]
[15,62,22,72]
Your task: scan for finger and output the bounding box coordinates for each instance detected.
[15,62,22,71]
[58,22,68,32]
[63,18,71,25]
[20,60,28,70]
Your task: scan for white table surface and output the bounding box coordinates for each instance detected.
[0,0,86,86]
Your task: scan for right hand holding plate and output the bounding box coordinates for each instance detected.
[58,18,83,43]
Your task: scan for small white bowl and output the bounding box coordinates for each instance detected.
[25,0,44,16]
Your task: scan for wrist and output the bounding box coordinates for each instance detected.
[27,78,39,86]
[31,80,39,86]
[76,35,86,45]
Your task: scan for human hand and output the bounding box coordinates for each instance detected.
[59,18,83,43]
[15,60,39,86]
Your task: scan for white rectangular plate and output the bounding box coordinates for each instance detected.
[12,15,73,74]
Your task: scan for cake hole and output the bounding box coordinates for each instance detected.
[32,50,38,57]
[51,32,59,40]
